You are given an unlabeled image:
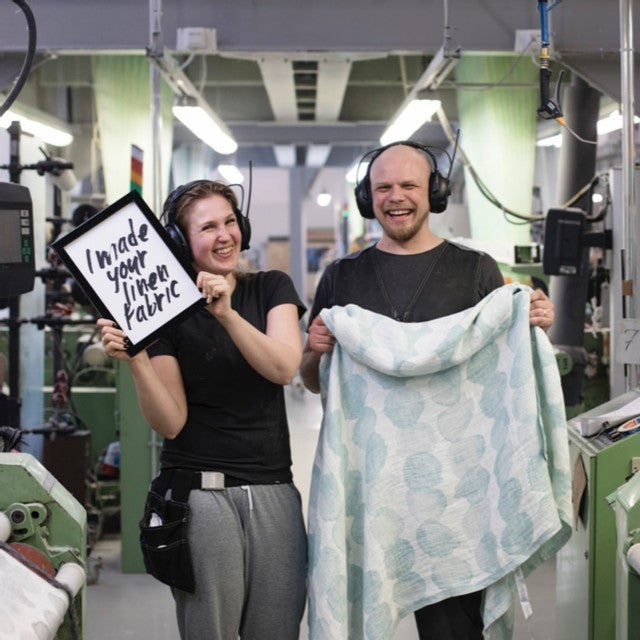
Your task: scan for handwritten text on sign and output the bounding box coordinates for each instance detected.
[616,318,640,365]
[63,200,202,344]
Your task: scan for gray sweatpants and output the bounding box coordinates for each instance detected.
[172,483,307,640]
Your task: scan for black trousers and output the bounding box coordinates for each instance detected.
[414,590,484,640]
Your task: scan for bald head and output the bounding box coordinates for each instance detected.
[369,144,434,183]
[364,143,439,250]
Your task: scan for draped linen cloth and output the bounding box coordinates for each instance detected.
[307,284,571,640]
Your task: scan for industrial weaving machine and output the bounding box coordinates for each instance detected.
[0,450,87,640]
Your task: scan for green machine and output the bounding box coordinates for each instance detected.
[608,468,640,640]
[556,390,640,640]
[0,452,87,639]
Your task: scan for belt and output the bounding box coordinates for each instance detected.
[154,469,284,503]
[189,471,251,490]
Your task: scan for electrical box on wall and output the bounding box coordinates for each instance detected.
[176,27,217,53]
[514,29,543,52]
[543,207,586,276]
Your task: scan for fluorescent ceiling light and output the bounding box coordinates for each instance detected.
[316,190,331,207]
[537,109,640,148]
[152,52,236,155]
[378,46,456,148]
[172,97,237,155]
[380,99,441,146]
[217,164,244,183]
[0,103,73,147]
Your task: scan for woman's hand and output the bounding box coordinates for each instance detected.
[197,271,233,319]
[97,318,132,361]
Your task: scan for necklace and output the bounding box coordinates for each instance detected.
[370,242,446,322]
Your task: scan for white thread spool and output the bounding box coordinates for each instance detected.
[627,543,640,574]
[0,554,86,639]
[56,562,86,596]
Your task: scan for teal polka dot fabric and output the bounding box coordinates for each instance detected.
[307,284,572,640]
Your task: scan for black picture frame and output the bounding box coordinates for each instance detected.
[52,190,205,356]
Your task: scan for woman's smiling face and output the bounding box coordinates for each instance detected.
[184,194,242,275]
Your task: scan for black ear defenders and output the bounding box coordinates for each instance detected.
[162,179,252,259]
[354,140,451,219]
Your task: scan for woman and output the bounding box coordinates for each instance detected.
[99,180,307,640]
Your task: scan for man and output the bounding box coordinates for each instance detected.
[300,141,558,639]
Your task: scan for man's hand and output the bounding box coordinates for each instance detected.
[307,315,336,354]
[529,288,554,330]
[301,315,335,393]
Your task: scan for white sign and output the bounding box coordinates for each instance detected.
[53,191,204,354]
[615,318,640,365]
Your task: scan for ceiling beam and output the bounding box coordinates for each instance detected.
[257,58,297,121]
[0,1,630,55]
[315,60,351,120]
[205,121,387,146]
[172,121,456,149]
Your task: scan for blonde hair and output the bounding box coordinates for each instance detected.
[166,180,239,233]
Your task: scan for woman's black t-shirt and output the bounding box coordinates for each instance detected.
[147,270,305,483]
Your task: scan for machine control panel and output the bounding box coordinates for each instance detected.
[0,182,35,298]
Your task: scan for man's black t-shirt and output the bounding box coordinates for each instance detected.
[147,270,306,483]
[308,240,504,325]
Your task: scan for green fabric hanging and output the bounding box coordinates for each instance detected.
[92,55,174,211]
[456,55,538,247]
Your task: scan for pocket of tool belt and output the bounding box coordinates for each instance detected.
[139,489,195,593]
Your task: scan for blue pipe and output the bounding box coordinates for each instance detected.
[538,1,549,46]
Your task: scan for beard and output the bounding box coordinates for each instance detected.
[378,209,428,243]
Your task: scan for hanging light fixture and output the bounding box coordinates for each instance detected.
[0,101,73,147]
[149,45,237,155]
[316,189,332,207]
[379,45,458,146]
[172,95,237,155]
[380,99,441,146]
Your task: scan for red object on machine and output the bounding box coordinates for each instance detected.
[9,542,56,577]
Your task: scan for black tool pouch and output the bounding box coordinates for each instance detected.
[139,470,195,593]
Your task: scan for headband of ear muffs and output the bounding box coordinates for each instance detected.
[162,179,251,259]
[354,141,451,219]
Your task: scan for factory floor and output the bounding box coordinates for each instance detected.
[85,385,557,640]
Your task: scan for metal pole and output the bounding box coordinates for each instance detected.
[148,0,164,478]
[289,168,308,305]
[149,0,163,218]
[620,0,638,391]
[7,121,22,428]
